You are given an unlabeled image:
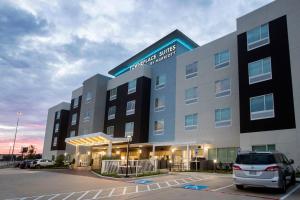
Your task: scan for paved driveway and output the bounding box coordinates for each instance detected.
[0,169,299,200]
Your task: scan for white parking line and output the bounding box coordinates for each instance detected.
[77,191,89,200]
[48,194,60,200]
[280,184,300,200]
[92,190,102,199]
[211,184,234,192]
[33,196,44,200]
[122,187,127,195]
[62,192,75,200]
[108,188,116,197]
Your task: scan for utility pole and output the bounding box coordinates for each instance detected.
[10,112,22,162]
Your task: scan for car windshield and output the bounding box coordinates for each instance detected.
[236,153,276,165]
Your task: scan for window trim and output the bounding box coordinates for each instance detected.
[215,78,231,98]
[128,79,137,94]
[125,122,134,137]
[154,120,164,134]
[108,106,116,120]
[214,50,230,69]
[85,92,92,103]
[185,62,198,79]
[247,23,270,51]
[73,98,79,109]
[215,108,232,128]
[184,113,198,130]
[155,75,166,90]
[109,88,117,101]
[250,93,275,120]
[154,97,165,112]
[71,113,77,125]
[106,126,114,136]
[126,100,135,116]
[185,87,198,105]
[248,57,272,85]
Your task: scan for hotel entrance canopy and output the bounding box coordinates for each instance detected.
[65,132,128,146]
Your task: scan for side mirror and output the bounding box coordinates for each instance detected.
[289,159,294,164]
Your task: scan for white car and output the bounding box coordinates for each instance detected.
[233,151,296,193]
[31,159,55,168]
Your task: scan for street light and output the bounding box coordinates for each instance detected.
[11,112,22,162]
[125,135,132,178]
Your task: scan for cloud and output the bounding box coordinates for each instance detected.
[0,0,274,154]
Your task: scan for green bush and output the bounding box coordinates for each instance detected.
[101,155,120,160]
[55,154,65,166]
[137,171,161,177]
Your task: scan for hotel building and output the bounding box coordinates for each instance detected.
[43,0,300,169]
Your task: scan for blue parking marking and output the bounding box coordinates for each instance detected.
[182,184,208,191]
[135,179,154,184]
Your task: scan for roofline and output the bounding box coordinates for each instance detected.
[108,29,199,76]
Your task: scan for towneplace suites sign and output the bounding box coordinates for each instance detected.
[129,44,176,71]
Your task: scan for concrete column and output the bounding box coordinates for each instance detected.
[75,145,80,167]
[152,145,155,158]
[107,142,112,157]
[187,144,190,170]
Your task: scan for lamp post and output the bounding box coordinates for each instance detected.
[125,135,132,178]
[213,159,217,173]
[11,112,22,162]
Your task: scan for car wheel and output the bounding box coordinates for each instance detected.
[36,165,41,169]
[236,185,244,190]
[279,178,287,193]
[291,173,296,186]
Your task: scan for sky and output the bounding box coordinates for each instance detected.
[0,0,274,154]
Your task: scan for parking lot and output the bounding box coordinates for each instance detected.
[0,168,299,200]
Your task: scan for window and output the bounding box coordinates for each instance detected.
[126,100,135,115]
[215,78,231,97]
[53,137,57,147]
[83,111,91,122]
[108,106,116,120]
[73,98,79,108]
[85,92,92,102]
[248,57,272,84]
[110,88,117,101]
[107,126,114,135]
[155,75,166,89]
[54,123,59,132]
[154,120,164,134]
[247,23,269,50]
[70,130,76,137]
[185,62,198,79]
[215,108,231,127]
[185,113,198,130]
[128,79,137,94]
[154,97,165,112]
[125,122,134,137]
[71,113,77,125]
[185,87,198,104]
[208,147,238,163]
[252,144,276,152]
[250,94,274,120]
[56,111,60,120]
[214,50,230,69]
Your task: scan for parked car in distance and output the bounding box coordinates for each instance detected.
[19,160,33,169]
[233,151,296,193]
[30,159,55,168]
